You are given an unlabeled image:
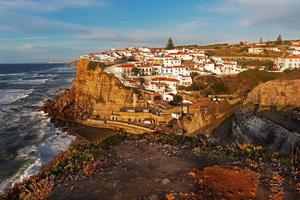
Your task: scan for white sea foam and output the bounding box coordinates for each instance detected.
[2,128,76,192]
[10,78,49,85]
[0,89,34,105]
[0,73,27,77]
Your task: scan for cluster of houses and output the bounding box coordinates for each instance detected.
[79,40,300,128]
[247,41,300,71]
[82,40,300,100]
[92,47,244,102]
[248,43,281,54]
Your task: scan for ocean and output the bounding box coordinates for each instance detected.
[0,63,76,192]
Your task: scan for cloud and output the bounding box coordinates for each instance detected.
[16,44,35,51]
[0,0,105,13]
[203,0,300,30]
[179,19,209,31]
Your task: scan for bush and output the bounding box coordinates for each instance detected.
[173,95,183,104]
[88,61,106,71]
[210,82,229,94]
[96,96,105,104]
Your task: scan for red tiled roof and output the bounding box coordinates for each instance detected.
[282,55,300,59]
[119,63,135,68]
[152,77,180,82]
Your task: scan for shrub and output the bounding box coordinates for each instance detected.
[173,95,183,104]
[88,61,106,71]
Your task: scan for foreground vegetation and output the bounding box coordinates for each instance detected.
[2,132,299,199]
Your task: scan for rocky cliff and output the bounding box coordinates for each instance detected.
[182,101,238,136]
[43,59,147,124]
[213,108,300,155]
[244,79,300,108]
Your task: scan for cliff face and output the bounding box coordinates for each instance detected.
[74,59,146,118]
[182,101,237,136]
[213,108,300,155]
[43,59,147,123]
[244,79,300,108]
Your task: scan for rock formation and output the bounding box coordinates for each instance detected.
[190,167,258,200]
[43,58,148,124]
[213,108,300,155]
[244,79,300,108]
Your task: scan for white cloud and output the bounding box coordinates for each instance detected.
[203,0,300,30]
[0,0,105,13]
[16,43,34,50]
[179,19,208,31]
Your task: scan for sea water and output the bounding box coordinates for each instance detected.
[0,63,76,192]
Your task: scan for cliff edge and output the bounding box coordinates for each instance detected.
[43,59,147,124]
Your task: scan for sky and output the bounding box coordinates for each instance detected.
[0,0,300,63]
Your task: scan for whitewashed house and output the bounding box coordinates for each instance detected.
[116,63,135,76]
[161,66,190,76]
[137,65,152,76]
[276,55,300,71]
[178,75,193,86]
[163,57,182,67]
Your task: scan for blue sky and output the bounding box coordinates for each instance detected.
[0,0,300,63]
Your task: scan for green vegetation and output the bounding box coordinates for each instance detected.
[186,69,281,97]
[173,95,183,104]
[165,37,174,50]
[131,67,140,76]
[190,72,199,80]
[276,34,283,45]
[237,58,275,70]
[87,61,106,71]
[96,96,105,104]
[210,82,229,94]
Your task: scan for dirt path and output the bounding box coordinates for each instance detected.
[48,140,209,200]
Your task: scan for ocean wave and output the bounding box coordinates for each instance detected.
[0,89,34,105]
[0,73,27,77]
[10,78,50,85]
[0,126,76,192]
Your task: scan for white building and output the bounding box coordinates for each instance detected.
[276,55,300,71]
[161,66,190,76]
[144,82,166,94]
[137,65,152,76]
[178,75,193,86]
[151,77,180,92]
[116,63,135,76]
[168,52,193,61]
[248,46,264,54]
[120,79,141,88]
[163,57,182,67]
[204,62,215,71]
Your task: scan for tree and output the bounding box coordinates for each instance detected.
[276,34,283,44]
[131,67,140,76]
[166,37,174,50]
[260,37,263,44]
[173,95,183,104]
